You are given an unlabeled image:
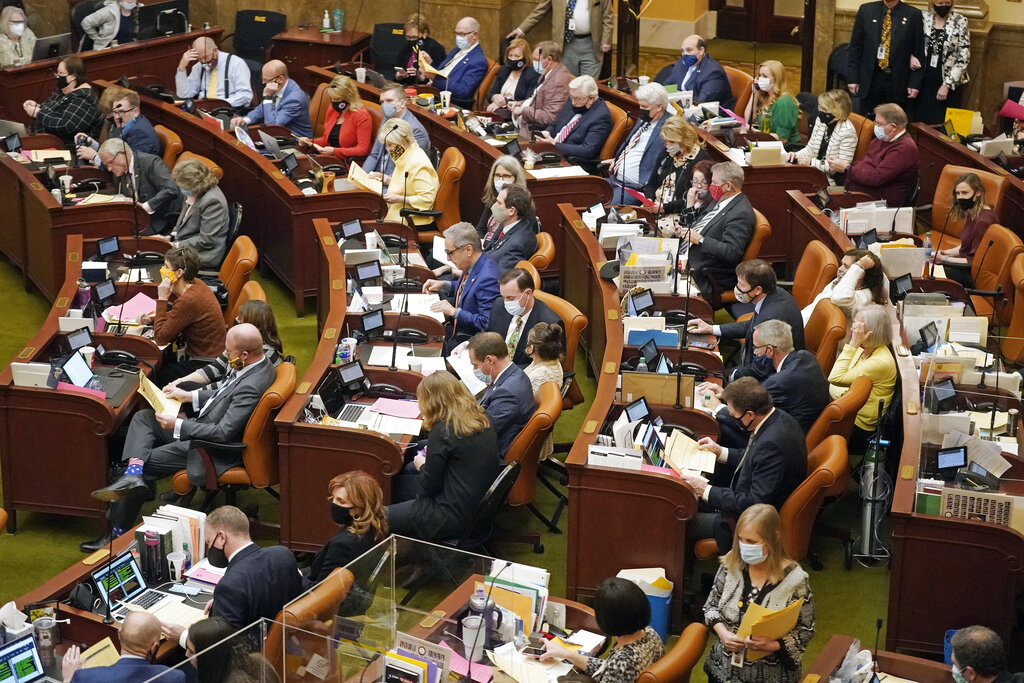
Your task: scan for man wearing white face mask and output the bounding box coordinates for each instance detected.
[467,332,535,460]
[229,60,312,138]
[80,0,137,50]
[361,83,430,178]
[829,102,919,207]
[420,16,488,110]
[482,185,539,271]
[0,6,36,68]
[949,626,1024,683]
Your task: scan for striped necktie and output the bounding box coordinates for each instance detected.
[610,122,650,176]
[555,114,581,143]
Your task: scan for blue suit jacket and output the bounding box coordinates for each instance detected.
[117,114,162,158]
[244,78,314,138]
[71,657,186,683]
[433,45,489,108]
[546,98,612,160]
[362,108,430,177]
[443,251,501,348]
[483,218,538,272]
[480,363,535,459]
[612,114,668,189]
[660,53,735,112]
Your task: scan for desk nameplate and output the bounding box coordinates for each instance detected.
[324,328,337,340]
[17,346,34,359]
[296,381,311,394]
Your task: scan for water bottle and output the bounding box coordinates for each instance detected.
[332,8,344,31]
[923,231,933,263]
[77,278,92,310]
[144,530,162,583]
[468,588,499,648]
[760,110,771,135]
[182,541,193,571]
[636,356,649,372]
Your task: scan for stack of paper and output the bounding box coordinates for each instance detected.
[347,161,384,194]
[102,292,156,325]
[478,563,551,637]
[598,223,643,248]
[664,430,716,474]
[390,293,445,323]
[736,599,805,662]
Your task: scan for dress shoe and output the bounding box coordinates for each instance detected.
[91,475,148,502]
[160,487,196,506]
[80,532,113,553]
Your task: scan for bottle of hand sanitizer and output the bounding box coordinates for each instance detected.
[323,10,331,29]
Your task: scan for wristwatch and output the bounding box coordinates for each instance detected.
[698,235,705,245]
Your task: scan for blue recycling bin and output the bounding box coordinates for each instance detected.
[647,592,671,643]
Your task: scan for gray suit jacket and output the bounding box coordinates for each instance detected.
[114,151,181,235]
[174,185,230,268]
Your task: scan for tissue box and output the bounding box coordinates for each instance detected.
[3,622,33,643]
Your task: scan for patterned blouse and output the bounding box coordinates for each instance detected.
[922,10,971,89]
[524,361,563,459]
[584,626,664,683]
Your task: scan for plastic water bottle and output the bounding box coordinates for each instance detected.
[636,356,649,372]
[182,542,193,571]
[923,232,933,262]
[322,10,331,30]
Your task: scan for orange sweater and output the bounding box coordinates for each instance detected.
[313,106,372,160]
[153,280,226,359]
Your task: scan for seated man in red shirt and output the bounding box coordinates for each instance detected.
[829,103,919,207]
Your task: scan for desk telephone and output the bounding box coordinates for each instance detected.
[387,278,422,293]
[382,328,430,345]
[362,383,410,400]
[659,309,700,327]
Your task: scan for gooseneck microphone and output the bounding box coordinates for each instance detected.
[927,206,954,279]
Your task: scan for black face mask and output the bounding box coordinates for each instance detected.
[507,58,525,71]
[572,103,587,115]
[332,100,348,113]
[330,502,354,526]
[206,538,229,568]
[56,74,70,89]
[818,111,835,125]
[934,4,952,17]
[955,196,975,211]
[638,108,652,123]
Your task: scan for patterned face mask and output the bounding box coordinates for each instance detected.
[388,144,406,161]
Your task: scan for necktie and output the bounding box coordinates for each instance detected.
[610,122,650,176]
[690,199,725,232]
[729,430,757,488]
[507,316,523,356]
[878,9,892,70]
[555,114,581,143]
[199,370,237,418]
[208,65,218,99]
[483,216,500,243]
[564,0,577,44]
[452,273,468,337]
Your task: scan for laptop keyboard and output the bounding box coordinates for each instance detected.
[338,404,366,423]
[91,373,123,395]
[132,590,165,610]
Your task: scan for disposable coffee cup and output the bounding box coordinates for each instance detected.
[167,552,186,581]
[355,67,367,83]
[408,357,424,374]
[80,345,95,367]
[461,615,486,662]
[59,174,73,193]
[440,91,452,109]
[638,75,650,85]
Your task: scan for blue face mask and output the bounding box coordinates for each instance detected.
[738,541,767,565]
[681,53,698,69]
[873,124,888,141]
[120,116,136,133]
[473,367,491,385]
[381,101,397,119]
[455,35,470,51]
[750,353,774,378]
[533,60,544,73]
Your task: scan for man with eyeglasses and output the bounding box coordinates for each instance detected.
[97,138,181,235]
[76,89,161,167]
[229,60,312,138]
[536,75,611,160]
[418,17,488,110]
[174,36,252,110]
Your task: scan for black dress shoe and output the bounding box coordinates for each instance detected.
[80,533,113,553]
[91,475,148,502]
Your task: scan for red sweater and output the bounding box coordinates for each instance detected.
[313,106,372,160]
[845,132,919,207]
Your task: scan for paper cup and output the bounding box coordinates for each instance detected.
[355,67,367,83]
[638,75,650,85]
[59,174,73,193]
[80,345,95,367]
[440,91,452,109]
[461,615,486,662]
[167,551,186,581]
[408,357,424,374]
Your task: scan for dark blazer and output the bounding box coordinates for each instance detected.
[846,0,925,97]
[211,543,303,629]
[720,288,806,373]
[115,113,162,158]
[642,148,710,213]
[432,45,489,109]
[658,53,735,111]
[688,193,756,297]
[480,362,535,459]
[396,37,448,79]
[486,297,564,367]
[486,65,540,103]
[718,350,828,437]
[173,185,230,268]
[476,204,541,242]
[611,114,668,190]
[442,251,501,349]
[71,657,186,683]
[546,98,612,160]
[114,151,181,235]
[306,527,377,586]
[483,218,538,272]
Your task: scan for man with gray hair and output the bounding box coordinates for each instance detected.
[699,318,829,446]
[174,36,252,109]
[537,74,611,159]
[830,102,919,207]
[424,222,502,353]
[603,81,670,205]
[97,138,181,234]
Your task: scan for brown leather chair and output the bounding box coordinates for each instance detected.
[171,362,297,508]
[724,66,754,119]
[475,58,501,111]
[966,223,1023,327]
[174,151,223,179]
[309,83,331,138]
[496,382,564,551]
[154,124,183,168]
[637,622,709,683]
[1001,254,1024,364]
[717,209,771,307]
[529,232,555,271]
[516,260,541,290]
[804,298,846,376]
[0,508,6,534]
[414,146,466,244]
[930,165,1008,254]
[847,112,874,161]
[363,101,383,142]
[216,236,259,324]
[225,280,267,325]
[264,567,355,679]
[805,375,872,456]
[601,101,630,161]
[788,240,839,309]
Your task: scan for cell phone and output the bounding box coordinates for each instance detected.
[689,340,715,349]
[522,647,545,658]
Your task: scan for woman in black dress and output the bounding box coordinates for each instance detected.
[306,470,389,586]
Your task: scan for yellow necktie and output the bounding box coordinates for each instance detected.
[878,9,892,70]
[208,66,218,99]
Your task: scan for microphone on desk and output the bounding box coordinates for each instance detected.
[975,238,996,281]
[388,286,410,371]
[460,560,514,682]
[927,206,955,279]
[673,257,692,410]
[872,618,883,673]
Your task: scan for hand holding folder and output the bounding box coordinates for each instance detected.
[735,598,804,662]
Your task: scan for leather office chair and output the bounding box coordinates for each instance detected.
[847,112,875,162]
[805,375,872,455]
[965,223,1022,327]
[309,84,331,138]
[369,22,406,76]
[715,209,771,308]
[1002,254,1024,364]
[153,125,183,168]
[174,151,223,179]
[264,567,355,679]
[636,622,709,683]
[930,165,1008,254]
[363,101,383,144]
[496,382,564,552]
[0,508,6,534]
[724,66,753,119]
[529,232,555,271]
[804,299,846,376]
[225,280,267,325]
[213,235,258,324]
[170,362,297,513]
[407,146,465,245]
[227,9,288,99]
[601,102,630,162]
[475,58,501,111]
[783,240,839,309]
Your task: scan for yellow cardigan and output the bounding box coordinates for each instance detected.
[385,145,439,226]
[828,344,897,431]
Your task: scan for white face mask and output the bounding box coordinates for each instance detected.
[9,21,25,37]
[756,76,772,91]
[120,1,137,9]
[665,142,681,156]
[455,34,470,51]
[738,541,767,565]
[504,293,526,317]
[493,178,509,193]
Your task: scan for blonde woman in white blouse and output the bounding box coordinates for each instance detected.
[788,89,857,184]
[523,321,564,460]
[0,6,35,68]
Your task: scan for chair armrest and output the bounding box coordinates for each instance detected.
[776,279,794,290]
[966,288,1002,298]
[400,208,443,218]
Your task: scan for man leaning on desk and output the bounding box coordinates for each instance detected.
[97,139,182,235]
[174,36,253,110]
[229,60,313,139]
[62,612,184,683]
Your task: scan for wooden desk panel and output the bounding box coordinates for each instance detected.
[786,190,855,265]
[807,635,951,682]
[270,29,370,94]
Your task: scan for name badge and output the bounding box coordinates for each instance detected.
[877,45,887,60]
[568,18,576,31]
[930,53,939,68]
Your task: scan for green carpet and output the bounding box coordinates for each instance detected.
[0,260,891,673]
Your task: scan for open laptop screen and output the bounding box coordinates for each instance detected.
[91,552,147,608]
[0,635,48,683]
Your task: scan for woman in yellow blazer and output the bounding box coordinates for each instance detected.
[368,118,438,227]
[828,303,897,447]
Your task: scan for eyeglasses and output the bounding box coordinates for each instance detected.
[444,245,467,257]
[691,178,708,186]
[494,172,515,181]
[455,30,476,37]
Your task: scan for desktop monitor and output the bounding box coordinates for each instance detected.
[96,235,120,260]
[137,0,189,39]
[339,219,362,241]
[361,309,385,338]
[624,396,651,423]
[31,33,72,61]
[93,278,117,305]
[890,272,913,302]
[355,260,383,283]
[629,288,655,316]
[1,133,21,153]
[337,360,370,392]
[282,152,300,178]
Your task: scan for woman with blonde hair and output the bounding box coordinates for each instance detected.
[369,117,439,227]
[170,157,230,268]
[300,75,371,161]
[745,60,800,146]
[703,504,815,683]
[306,470,389,585]
[0,5,35,68]
[643,116,709,218]
[387,371,500,542]
[486,37,539,115]
[935,171,999,288]
[788,89,857,181]
[477,155,530,241]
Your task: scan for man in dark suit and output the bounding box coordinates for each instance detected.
[537,75,612,160]
[62,612,185,683]
[657,35,735,111]
[680,377,807,551]
[469,332,535,459]
[484,185,539,271]
[84,324,277,551]
[98,139,182,235]
[701,319,829,448]
[77,90,162,166]
[845,0,924,114]
[162,506,302,647]
[604,82,669,205]
[680,161,755,298]
[424,222,502,354]
[691,260,806,379]
[476,267,563,367]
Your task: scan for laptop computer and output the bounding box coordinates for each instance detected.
[258,129,285,160]
[60,351,136,408]
[31,32,72,61]
[317,361,374,426]
[0,635,60,683]
[91,552,205,627]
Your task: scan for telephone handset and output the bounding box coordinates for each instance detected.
[100,349,139,366]
[363,383,409,400]
[386,328,429,345]
[380,235,408,249]
[663,309,700,327]
[388,278,422,293]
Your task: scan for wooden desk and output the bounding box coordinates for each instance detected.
[0,29,222,125]
[806,635,951,683]
[785,190,856,263]
[0,236,163,533]
[270,29,370,93]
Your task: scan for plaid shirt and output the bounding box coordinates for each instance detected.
[34,87,102,144]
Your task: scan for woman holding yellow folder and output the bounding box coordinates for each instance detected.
[703,504,815,683]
